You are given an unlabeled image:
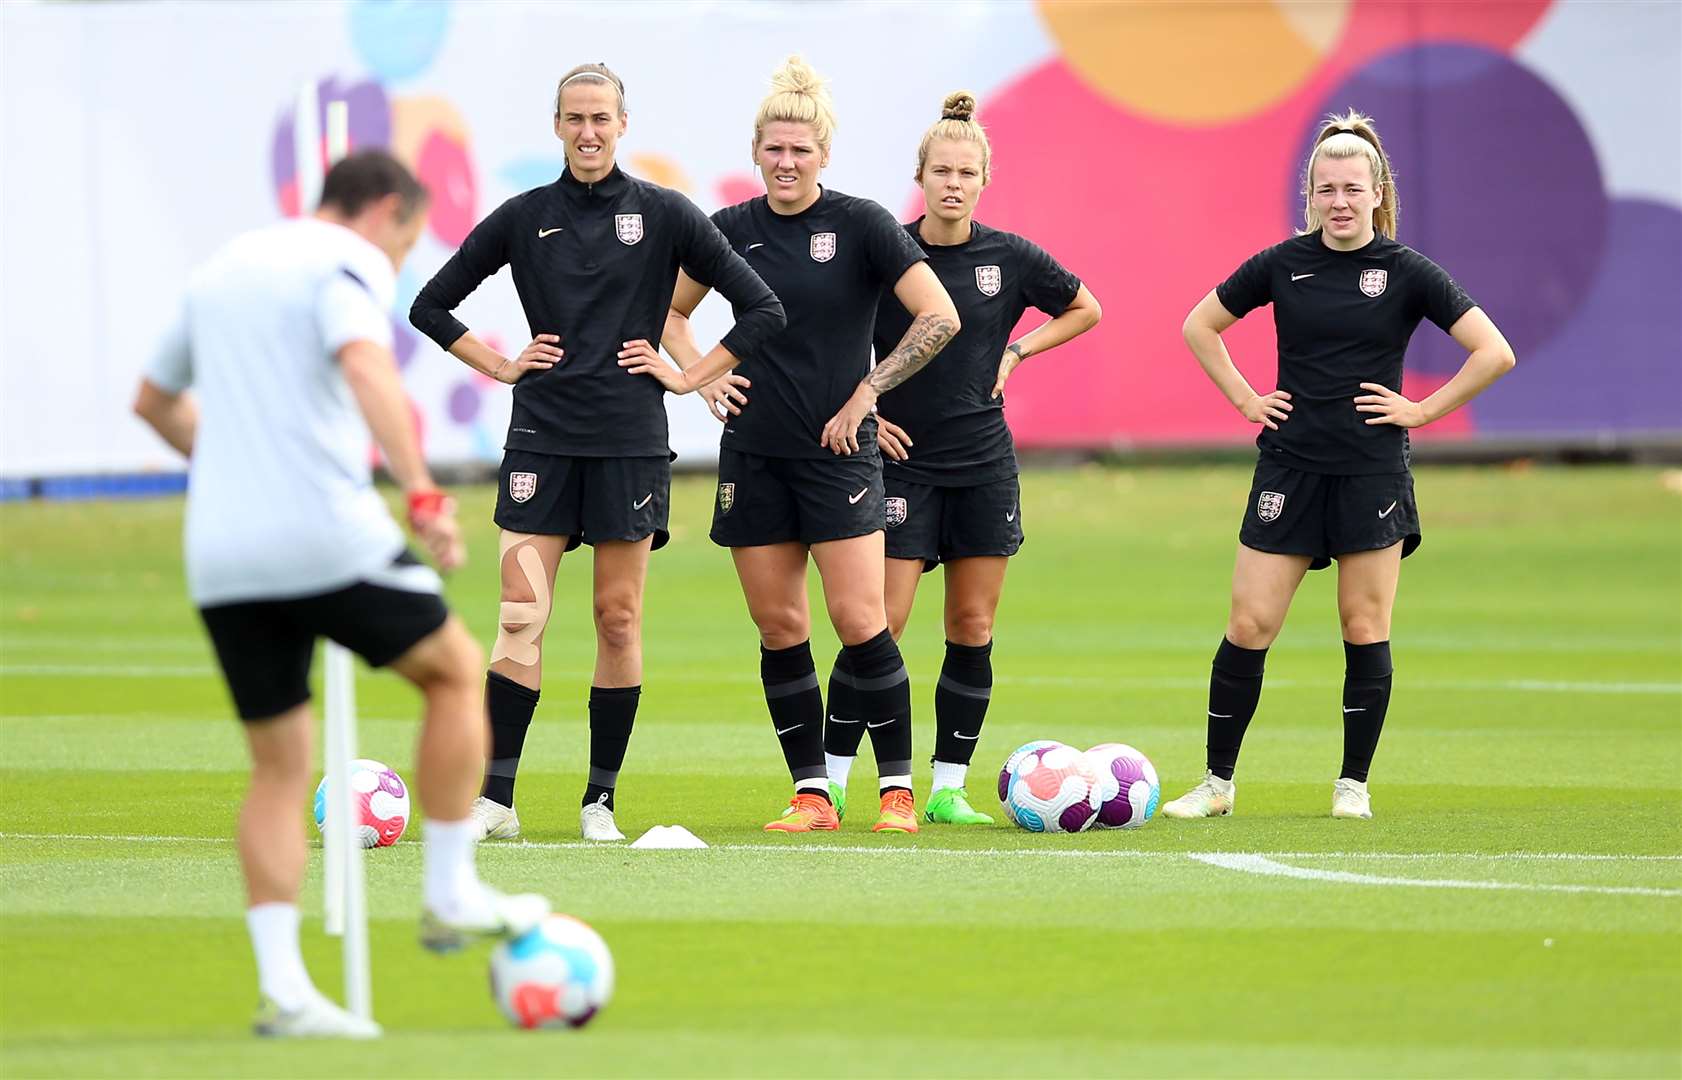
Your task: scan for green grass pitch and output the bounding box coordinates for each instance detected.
[2,464,1678,1078]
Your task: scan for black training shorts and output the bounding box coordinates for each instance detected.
[1239,459,1421,571]
[883,474,1023,572]
[710,447,885,547]
[495,449,670,551]
[199,550,449,721]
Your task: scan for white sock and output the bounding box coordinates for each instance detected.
[423,817,480,916]
[794,777,829,796]
[824,753,854,789]
[246,902,314,1010]
[878,774,912,792]
[931,760,967,793]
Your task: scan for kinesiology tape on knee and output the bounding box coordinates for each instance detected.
[492,535,551,668]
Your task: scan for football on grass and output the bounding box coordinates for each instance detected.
[491,914,615,1030]
[998,740,1101,833]
[1085,743,1160,829]
[312,758,409,848]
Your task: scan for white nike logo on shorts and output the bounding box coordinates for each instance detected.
[538,227,563,237]
[1005,510,1016,522]
[747,242,765,251]
[848,487,869,504]
[1378,501,1398,519]
[1291,272,1314,281]
[633,493,653,510]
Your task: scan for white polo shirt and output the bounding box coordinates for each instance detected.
[147,218,413,606]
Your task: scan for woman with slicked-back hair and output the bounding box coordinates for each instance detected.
[1164,109,1516,821]
[621,56,961,834]
[412,62,784,844]
[821,90,1102,826]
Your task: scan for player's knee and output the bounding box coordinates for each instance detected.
[1226,610,1280,649]
[592,598,641,652]
[828,598,885,645]
[886,609,910,641]
[493,545,553,669]
[753,606,809,650]
[1340,611,1390,645]
[944,609,994,647]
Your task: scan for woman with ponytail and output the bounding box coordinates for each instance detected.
[621,56,960,833]
[822,91,1102,826]
[1164,109,1515,821]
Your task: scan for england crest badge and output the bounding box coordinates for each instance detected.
[975,265,1002,297]
[508,471,537,504]
[1256,490,1285,523]
[615,214,644,245]
[884,497,908,528]
[1359,268,1387,297]
[717,483,735,514]
[810,232,837,262]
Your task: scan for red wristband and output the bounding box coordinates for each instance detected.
[407,490,450,526]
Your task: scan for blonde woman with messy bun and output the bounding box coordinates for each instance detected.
[1165,109,1515,822]
[623,56,961,834]
[821,91,1102,827]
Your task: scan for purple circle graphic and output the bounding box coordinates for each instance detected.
[1301,44,1608,374]
[1476,199,1682,434]
[1097,756,1147,827]
[1058,800,1095,833]
[393,321,417,371]
[448,382,482,425]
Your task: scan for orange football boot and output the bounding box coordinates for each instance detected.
[871,788,919,833]
[764,792,841,832]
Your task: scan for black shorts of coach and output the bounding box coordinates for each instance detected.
[199,550,450,722]
[1239,459,1421,571]
[710,447,885,547]
[495,449,671,551]
[883,474,1023,572]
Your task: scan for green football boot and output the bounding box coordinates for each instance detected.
[828,782,847,822]
[924,786,994,825]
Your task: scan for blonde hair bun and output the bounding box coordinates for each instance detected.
[770,55,827,99]
[941,92,978,122]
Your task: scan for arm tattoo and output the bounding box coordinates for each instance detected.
[867,312,957,394]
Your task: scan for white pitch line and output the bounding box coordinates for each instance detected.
[1,832,1678,864]
[1189,853,1682,898]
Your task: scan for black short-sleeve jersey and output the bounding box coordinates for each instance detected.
[1216,231,1476,475]
[410,166,783,458]
[709,188,926,459]
[874,219,1080,486]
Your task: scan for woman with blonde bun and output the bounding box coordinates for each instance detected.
[822,91,1102,826]
[622,56,960,833]
[1163,109,1515,822]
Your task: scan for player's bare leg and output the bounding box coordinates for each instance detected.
[475,531,567,839]
[393,618,549,952]
[1330,542,1402,819]
[733,543,836,830]
[924,556,1009,825]
[813,532,916,833]
[240,703,378,1037]
[579,538,653,841]
[1164,546,1311,819]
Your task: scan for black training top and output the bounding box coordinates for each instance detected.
[410,166,784,458]
[874,219,1081,486]
[709,188,926,460]
[1217,230,1476,475]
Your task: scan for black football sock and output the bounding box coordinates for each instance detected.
[761,641,828,788]
[1206,638,1267,782]
[582,685,640,811]
[483,671,539,808]
[822,648,866,760]
[1340,641,1393,783]
[934,639,992,768]
[842,629,913,792]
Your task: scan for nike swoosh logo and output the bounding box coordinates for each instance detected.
[848,487,869,504]
[774,724,803,735]
[1291,272,1314,281]
[866,719,894,729]
[538,227,564,238]
[1378,501,1398,519]
[955,732,980,740]
[746,242,765,251]
[827,715,859,724]
[1208,712,1233,719]
[633,493,653,510]
[1343,707,1366,714]
[1005,511,1016,522]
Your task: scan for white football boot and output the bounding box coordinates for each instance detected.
[420,884,550,954]
[580,798,626,842]
[1332,777,1373,819]
[469,796,521,841]
[253,990,382,1039]
[1160,771,1236,818]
